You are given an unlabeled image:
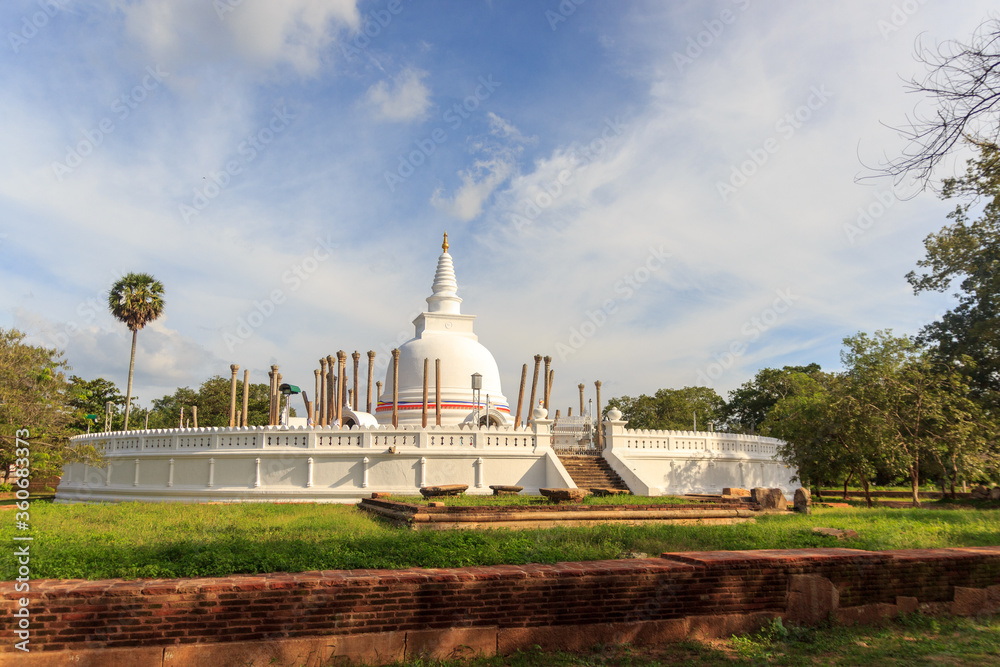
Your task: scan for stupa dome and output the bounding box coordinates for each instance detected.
[376,234,509,425]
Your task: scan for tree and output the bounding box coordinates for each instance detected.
[0,328,101,483]
[108,273,165,430]
[144,377,288,429]
[875,19,1000,188]
[66,376,126,432]
[721,364,823,433]
[606,387,723,431]
[909,140,1000,412]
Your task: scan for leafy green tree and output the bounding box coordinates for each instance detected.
[722,364,823,433]
[0,328,101,482]
[606,387,723,431]
[108,273,165,430]
[909,140,1000,413]
[66,376,126,432]
[144,377,290,429]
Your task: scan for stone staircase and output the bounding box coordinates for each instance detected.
[556,454,631,493]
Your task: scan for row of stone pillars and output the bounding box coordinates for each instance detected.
[512,354,555,428]
[312,351,376,427]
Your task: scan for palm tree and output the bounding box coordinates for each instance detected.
[108,273,165,430]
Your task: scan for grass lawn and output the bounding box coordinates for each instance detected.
[2,501,998,581]
[374,614,1000,667]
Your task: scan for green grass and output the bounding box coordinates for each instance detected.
[379,614,1000,667]
[2,501,998,581]
[385,493,695,507]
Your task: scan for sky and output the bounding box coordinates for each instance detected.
[1,0,995,418]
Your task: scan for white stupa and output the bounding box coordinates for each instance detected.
[375,234,510,426]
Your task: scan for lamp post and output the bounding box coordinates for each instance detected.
[279,383,300,427]
[471,372,482,425]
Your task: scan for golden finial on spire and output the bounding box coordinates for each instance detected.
[442,231,449,253]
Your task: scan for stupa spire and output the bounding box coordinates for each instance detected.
[426,233,463,314]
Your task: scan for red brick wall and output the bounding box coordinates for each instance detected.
[2,547,999,661]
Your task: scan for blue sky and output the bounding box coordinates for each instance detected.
[1,0,993,416]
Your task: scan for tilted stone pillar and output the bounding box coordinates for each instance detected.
[542,356,552,410]
[241,369,250,427]
[228,364,240,427]
[527,354,541,426]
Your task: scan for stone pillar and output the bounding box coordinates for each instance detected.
[391,349,400,427]
[325,355,335,426]
[366,351,376,414]
[352,351,361,411]
[318,358,328,426]
[241,369,250,427]
[376,381,383,411]
[228,364,239,427]
[178,406,184,429]
[235,410,241,427]
[268,366,279,425]
[336,350,347,426]
[422,357,429,428]
[313,369,321,425]
[435,358,442,426]
[595,380,603,450]
[192,405,198,429]
[527,354,541,426]
[568,407,573,417]
[578,383,585,416]
[545,369,554,411]
[514,363,527,428]
[275,372,282,426]
[542,356,552,410]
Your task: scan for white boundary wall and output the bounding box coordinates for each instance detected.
[601,417,797,496]
[56,419,575,503]
[55,416,798,503]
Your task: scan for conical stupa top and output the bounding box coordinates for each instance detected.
[426,232,463,314]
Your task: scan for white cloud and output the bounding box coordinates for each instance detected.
[120,0,360,81]
[363,68,432,122]
[431,114,533,221]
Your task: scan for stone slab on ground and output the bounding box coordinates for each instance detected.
[590,487,631,497]
[489,485,523,496]
[539,487,589,503]
[723,487,750,497]
[794,487,812,514]
[419,484,468,498]
[751,487,788,510]
[812,527,859,540]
